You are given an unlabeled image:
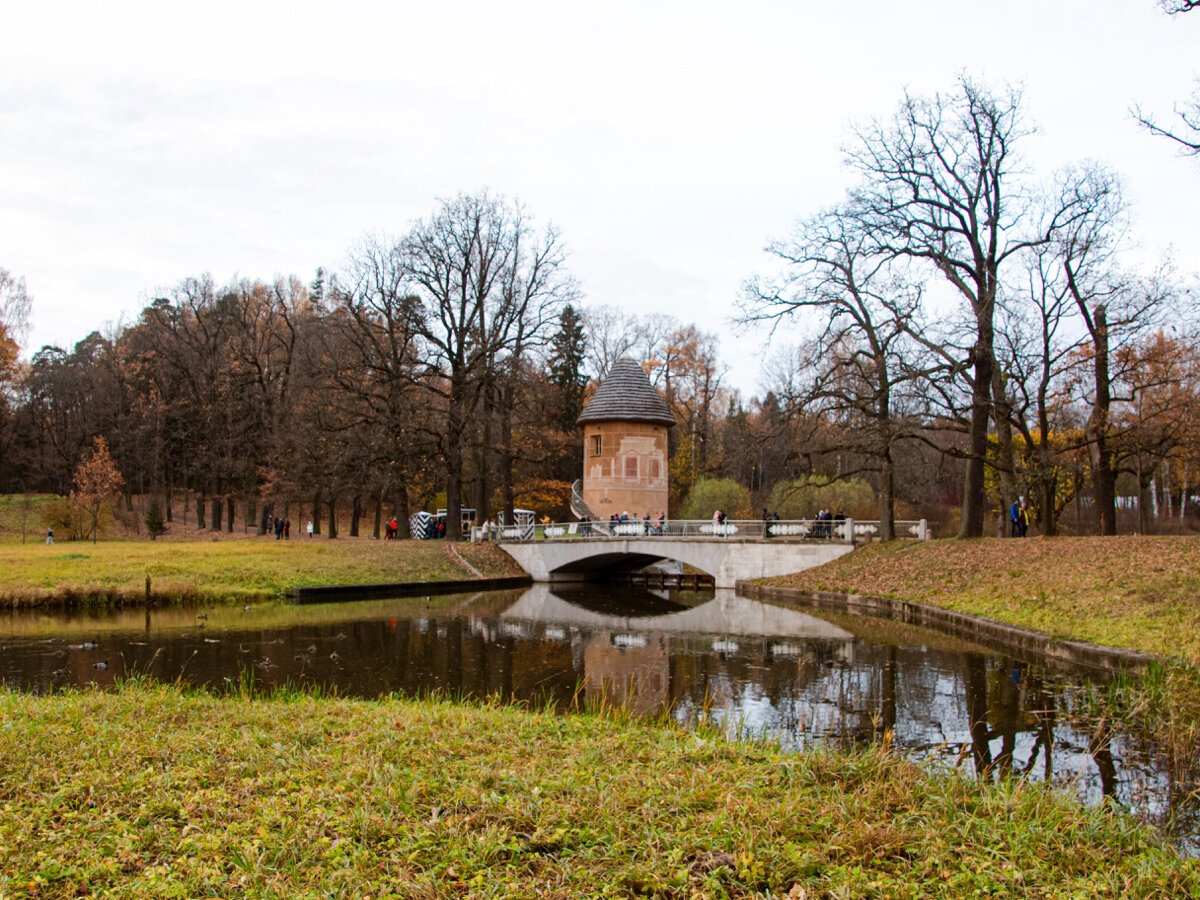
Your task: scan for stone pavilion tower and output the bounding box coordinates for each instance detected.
[576,357,675,520]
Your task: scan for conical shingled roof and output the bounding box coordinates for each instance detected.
[576,357,675,427]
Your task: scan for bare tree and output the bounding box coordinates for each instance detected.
[581,304,641,379]
[402,191,574,538]
[492,218,579,523]
[332,237,427,535]
[1132,0,1200,154]
[1045,166,1177,534]
[997,166,1126,534]
[845,78,1032,537]
[1000,242,1087,535]
[743,208,931,538]
[846,76,1095,537]
[633,313,680,389]
[1133,89,1200,156]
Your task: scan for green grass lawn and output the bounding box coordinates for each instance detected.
[1,682,1194,898]
[0,539,525,607]
[0,493,57,544]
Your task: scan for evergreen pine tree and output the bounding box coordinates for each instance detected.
[145,496,167,539]
[547,304,587,433]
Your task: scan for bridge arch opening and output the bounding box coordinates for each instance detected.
[546,551,701,583]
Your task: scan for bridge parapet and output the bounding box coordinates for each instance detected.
[484,518,930,544]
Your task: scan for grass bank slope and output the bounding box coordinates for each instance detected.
[0,540,524,608]
[766,536,1200,664]
[1,684,1194,898]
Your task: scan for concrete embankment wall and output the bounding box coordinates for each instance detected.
[294,576,532,604]
[736,582,1155,674]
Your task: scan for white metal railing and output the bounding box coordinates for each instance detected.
[484,517,930,544]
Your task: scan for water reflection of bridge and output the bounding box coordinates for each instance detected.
[491,586,855,715]
[501,586,854,641]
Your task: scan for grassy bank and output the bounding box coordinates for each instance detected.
[1,683,1195,898]
[766,536,1200,665]
[0,540,524,608]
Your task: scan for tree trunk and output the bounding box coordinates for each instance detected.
[960,347,994,539]
[992,664,1022,779]
[1137,466,1153,534]
[391,489,405,538]
[1035,383,1058,536]
[1039,472,1059,537]
[878,455,896,542]
[1086,305,1117,535]
[1181,464,1189,524]
[312,494,321,536]
[196,493,206,529]
[211,497,222,531]
[874,391,897,541]
[991,368,1018,538]
[1163,463,1172,520]
[446,384,466,540]
[879,645,898,737]
[963,653,993,776]
[396,484,411,539]
[472,425,490,524]
[373,492,382,540]
[350,495,361,537]
[326,496,338,539]
[226,496,235,533]
[499,377,517,523]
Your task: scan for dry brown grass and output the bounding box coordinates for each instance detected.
[768,535,1200,663]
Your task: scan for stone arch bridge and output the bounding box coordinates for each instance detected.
[497,531,858,589]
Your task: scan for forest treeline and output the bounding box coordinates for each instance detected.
[1,74,1198,540]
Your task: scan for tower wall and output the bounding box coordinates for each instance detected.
[581,422,669,520]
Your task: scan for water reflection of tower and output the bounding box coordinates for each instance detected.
[583,632,669,715]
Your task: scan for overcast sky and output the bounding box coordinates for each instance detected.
[2,1,1197,395]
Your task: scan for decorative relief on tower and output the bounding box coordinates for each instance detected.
[587,436,667,493]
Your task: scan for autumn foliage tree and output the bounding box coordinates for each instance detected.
[72,436,125,543]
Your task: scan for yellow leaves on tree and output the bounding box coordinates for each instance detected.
[0,326,17,389]
[511,479,572,517]
[71,436,125,543]
[0,267,31,394]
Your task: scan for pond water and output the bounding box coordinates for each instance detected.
[0,584,1195,851]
